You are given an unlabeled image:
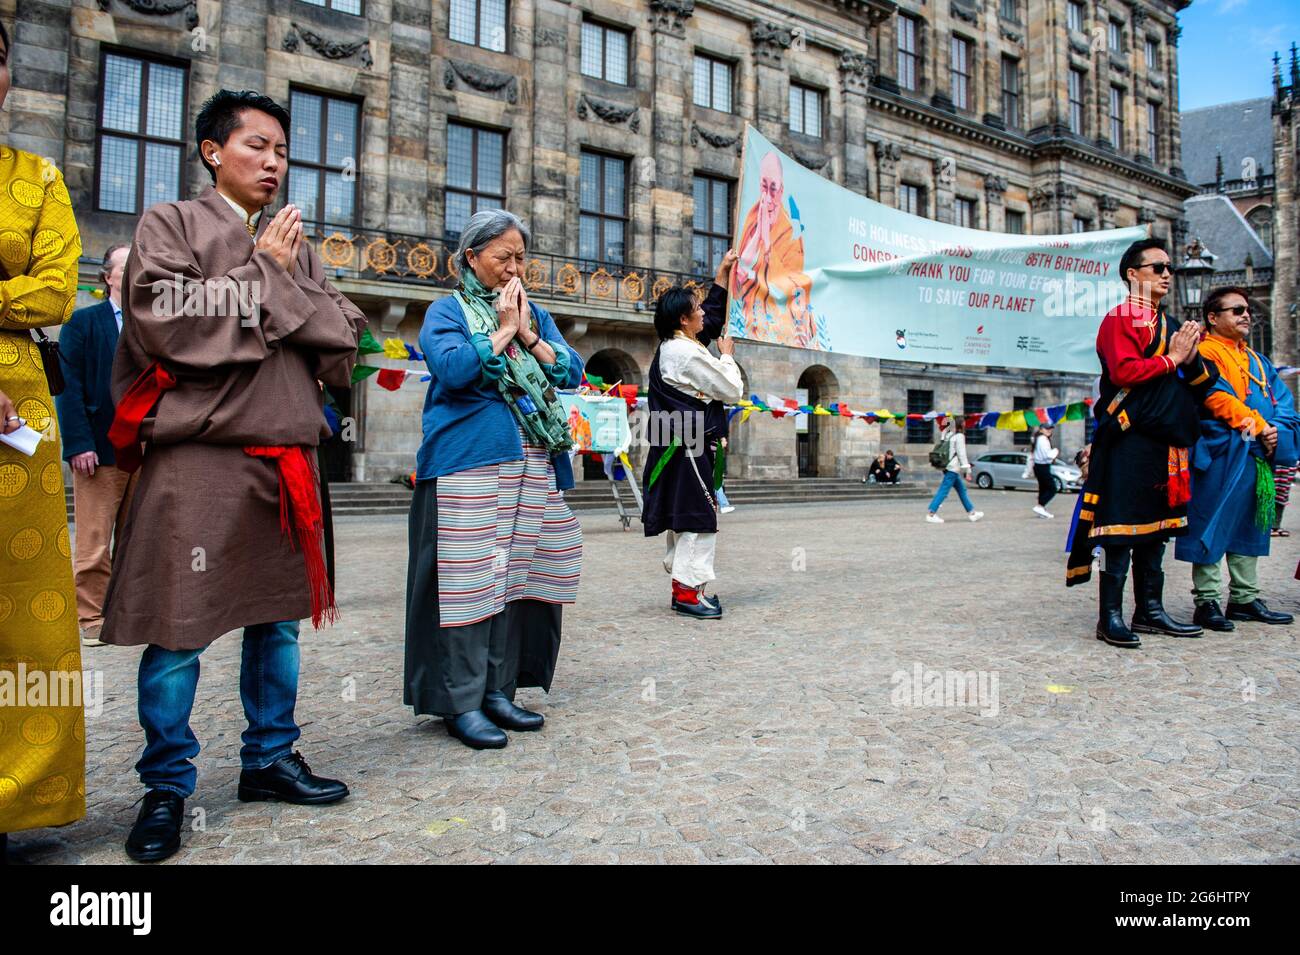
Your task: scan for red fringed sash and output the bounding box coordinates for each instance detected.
[108,361,176,473]
[243,445,338,629]
[1167,446,1191,508]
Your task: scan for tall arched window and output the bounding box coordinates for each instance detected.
[1246,205,1273,254]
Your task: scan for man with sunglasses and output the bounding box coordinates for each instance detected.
[1173,286,1299,630]
[1068,238,1220,649]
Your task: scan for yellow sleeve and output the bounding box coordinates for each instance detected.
[0,161,83,332]
[1203,390,1268,435]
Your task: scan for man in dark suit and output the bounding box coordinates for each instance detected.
[56,243,136,646]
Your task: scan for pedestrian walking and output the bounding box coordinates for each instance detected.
[925,418,983,523]
[1032,423,1060,518]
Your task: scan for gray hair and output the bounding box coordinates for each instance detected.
[454,209,530,274]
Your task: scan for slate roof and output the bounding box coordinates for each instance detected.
[1182,193,1273,272]
[1180,98,1273,187]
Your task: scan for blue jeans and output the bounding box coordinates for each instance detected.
[136,620,302,797]
[928,470,974,514]
[716,486,731,508]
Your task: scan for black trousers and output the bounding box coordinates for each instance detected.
[1033,462,1056,507]
[403,479,562,718]
[1103,540,1165,578]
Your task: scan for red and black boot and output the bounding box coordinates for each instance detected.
[671,579,722,618]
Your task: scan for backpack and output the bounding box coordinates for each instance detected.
[928,434,953,470]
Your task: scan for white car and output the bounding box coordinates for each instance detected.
[972,451,1082,493]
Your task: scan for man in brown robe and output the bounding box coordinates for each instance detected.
[101,91,366,863]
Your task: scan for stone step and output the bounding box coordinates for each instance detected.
[65,480,937,521]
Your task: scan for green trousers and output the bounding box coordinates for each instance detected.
[1191,554,1259,606]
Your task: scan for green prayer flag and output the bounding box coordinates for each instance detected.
[585,372,605,389]
[1023,410,1041,428]
[351,364,380,383]
[1064,401,1085,421]
[357,327,385,356]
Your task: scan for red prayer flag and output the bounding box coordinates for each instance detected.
[376,369,407,391]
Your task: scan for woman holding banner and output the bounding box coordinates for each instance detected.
[642,287,745,618]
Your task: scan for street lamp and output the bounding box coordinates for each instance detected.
[1176,237,1216,322]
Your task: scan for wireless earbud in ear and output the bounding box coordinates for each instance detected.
[212,154,221,167]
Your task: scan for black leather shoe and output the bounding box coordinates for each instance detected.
[1193,600,1235,632]
[237,752,349,805]
[1131,566,1202,637]
[1096,571,1141,648]
[672,597,722,618]
[125,789,184,863]
[445,710,508,749]
[482,691,544,731]
[1227,599,1295,625]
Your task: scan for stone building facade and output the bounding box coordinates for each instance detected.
[2,0,1197,481]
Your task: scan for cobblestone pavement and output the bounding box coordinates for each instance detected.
[10,490,1300,864]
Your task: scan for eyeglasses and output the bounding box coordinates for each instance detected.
[1138,261,1171,275]
[1212,305,1250,317]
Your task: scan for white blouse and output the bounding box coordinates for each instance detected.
[659,334,745,404]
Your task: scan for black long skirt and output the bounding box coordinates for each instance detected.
[403,478,563,718]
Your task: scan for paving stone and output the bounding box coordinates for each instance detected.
[11,496,1298,864]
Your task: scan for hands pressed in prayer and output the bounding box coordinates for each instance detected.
[256,204,303,275]
[1168,320,1201,366]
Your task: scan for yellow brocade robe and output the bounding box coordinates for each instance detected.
[0,145,86,833]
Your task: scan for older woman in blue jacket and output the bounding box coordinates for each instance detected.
[404,210,584,749]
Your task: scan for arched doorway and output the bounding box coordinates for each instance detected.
[796,365,839,478]
[580,348,644,480]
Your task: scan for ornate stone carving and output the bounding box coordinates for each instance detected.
[1132,7,1149,31]
[1099,195,1119,212]
[1109,55,1130,76]
[284,22,373,69]
[534,27,567,48]
[444,59,520,104]
[838,51,876,95]
[577,94,641,132]
[98,0,198,30]
[1166,25,1181,47]
[1137,206,1158,223]
[792,148,831,172]
[950,0,981,26]
[751,21,794,67]
[689,122,742,153]
[873,139,902,174]
[649,0,695,37]
[1068,34,1092,56]
[1000,26,1024,44]
[984,174,1008,201]
[1030,182,1077,209]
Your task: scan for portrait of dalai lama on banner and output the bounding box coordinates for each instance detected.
[729,150,828,350]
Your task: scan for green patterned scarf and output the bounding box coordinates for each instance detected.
[453,271,573,454]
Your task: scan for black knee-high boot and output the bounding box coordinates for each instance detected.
[1097,571,1141,648]
[1130,545,1202,637]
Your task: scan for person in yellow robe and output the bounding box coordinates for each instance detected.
[730,150,820,348]
[0,18,86,854]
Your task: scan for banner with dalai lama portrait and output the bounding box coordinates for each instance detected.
[726,125,1147,374]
